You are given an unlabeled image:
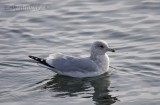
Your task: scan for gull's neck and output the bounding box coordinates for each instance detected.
[90,52,110,72]
[90,52,105,61]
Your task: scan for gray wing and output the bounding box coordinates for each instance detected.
[46,56,98,73]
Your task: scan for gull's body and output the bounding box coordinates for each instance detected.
[29,40,115,78]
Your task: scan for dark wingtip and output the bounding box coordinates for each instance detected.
[28,55,55,68]
[28,55,38,61]
[28,55,32,58]
[28,55,35,59]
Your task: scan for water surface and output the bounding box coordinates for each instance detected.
[0,0,160,105]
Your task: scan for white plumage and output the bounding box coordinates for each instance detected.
[29,40,115,78]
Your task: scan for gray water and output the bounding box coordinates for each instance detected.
[0,0,160,105]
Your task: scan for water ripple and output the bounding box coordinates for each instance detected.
[0,0,160,105]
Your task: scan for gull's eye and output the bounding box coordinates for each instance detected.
[99,45,104,48]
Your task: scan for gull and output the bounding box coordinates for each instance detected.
[29,40,115,78]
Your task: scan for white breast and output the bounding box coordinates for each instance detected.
[93,54,110,74]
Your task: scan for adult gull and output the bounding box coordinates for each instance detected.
[29,40,115,78]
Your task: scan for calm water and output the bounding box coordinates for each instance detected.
[0,0,160,105]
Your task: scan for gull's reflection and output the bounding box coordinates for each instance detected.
[40,73,118,105]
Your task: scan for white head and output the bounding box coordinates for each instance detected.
[90,40,115,56]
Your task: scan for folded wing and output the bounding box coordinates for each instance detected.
[46,55,98,73]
